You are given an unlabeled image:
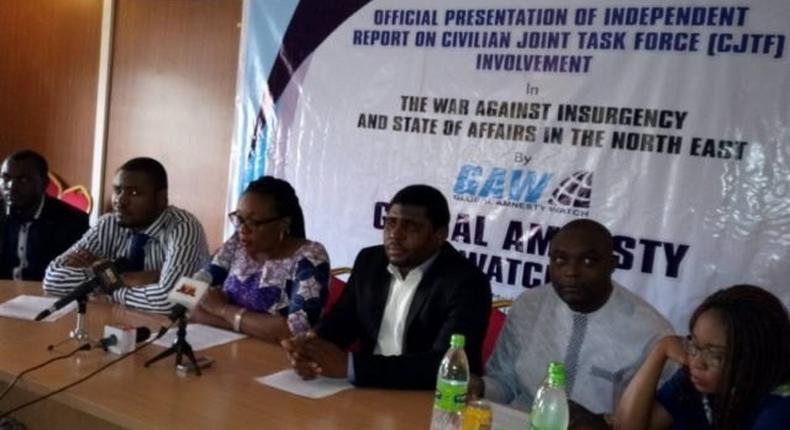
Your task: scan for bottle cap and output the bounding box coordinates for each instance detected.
[547,361,566,386]
[450,333,465,348]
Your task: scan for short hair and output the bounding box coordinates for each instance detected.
[689,284,790,428]
[5,150,48,182]
[390,184,450,229]
[244,176,306,239]
[119,157,168,190]
[553,218,614,252]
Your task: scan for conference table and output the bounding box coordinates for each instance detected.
[0,281,433,429]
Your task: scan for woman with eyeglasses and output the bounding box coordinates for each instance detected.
[190,176,329,343]
[615,284,790,429]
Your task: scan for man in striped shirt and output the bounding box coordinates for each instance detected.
[43,157,209,313]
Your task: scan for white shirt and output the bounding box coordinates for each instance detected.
[375,254,438,356]
[483,282,675,414]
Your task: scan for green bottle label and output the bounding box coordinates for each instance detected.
[433,378,467,412]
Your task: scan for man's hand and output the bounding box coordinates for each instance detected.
[61,248,99,268]
[281,332,321,380]
[568,400,611,430]
[281,331,348,379]
[120,270,160,287]
[468,375,485,400]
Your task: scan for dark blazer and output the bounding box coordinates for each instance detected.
[0,196,89,280]
[318,242,492,389]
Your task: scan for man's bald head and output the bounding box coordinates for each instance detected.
[553,219,614,254]
[548,219,617,313]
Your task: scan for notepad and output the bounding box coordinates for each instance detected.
[256,369,353,399]
[0,295,77,322]
[153,323,246,351]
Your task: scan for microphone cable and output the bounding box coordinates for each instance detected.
[0,323,172,420]
[0,343,91,402]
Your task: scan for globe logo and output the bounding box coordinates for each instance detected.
[548,171,593,208]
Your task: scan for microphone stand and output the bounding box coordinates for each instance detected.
[47,297,95,351]
[143,310,201,375]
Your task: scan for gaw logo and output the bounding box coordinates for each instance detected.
[548,171,593,209]
[452,164,594,216]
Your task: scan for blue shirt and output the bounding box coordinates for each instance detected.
[657,369,790,429]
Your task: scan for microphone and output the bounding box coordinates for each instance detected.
[34,278,99,321]
[98,325,152,354]
[166,276,210,321]
[92,259,125,293]
[112,257,131,273]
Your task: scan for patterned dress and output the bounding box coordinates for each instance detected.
[208,233,329,335]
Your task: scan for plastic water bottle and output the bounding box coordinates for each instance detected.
[528,361,569,430]
[430,333,469,430]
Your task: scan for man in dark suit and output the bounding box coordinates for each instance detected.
[0,150,89,280]
[283,184,491,389]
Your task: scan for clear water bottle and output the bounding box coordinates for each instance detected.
[528,361,569,430]
[430,333,469,430]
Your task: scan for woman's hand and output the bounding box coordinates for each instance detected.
[656,335,687,367]
[198,288,229,317]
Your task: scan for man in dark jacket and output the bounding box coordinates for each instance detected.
[0,150,88,280]
[283,184,492,389]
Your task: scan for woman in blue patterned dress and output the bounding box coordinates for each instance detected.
[191,176,329,343]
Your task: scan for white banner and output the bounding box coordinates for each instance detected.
[232,0,790,330]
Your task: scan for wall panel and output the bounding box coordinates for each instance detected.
[105,0,241,249]
[0,0,102,187]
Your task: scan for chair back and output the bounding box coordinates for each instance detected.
[60,185,92,213]
[45,172,63,197]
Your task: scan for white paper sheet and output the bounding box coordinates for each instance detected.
[256,369,353,399]
[0,295,77,322]
[153,323,246,351]
[491,401,529,430]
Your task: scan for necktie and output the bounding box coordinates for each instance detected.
[563,312,588,394]
[127,232,150,271]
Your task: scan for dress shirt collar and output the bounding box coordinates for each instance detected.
[123,206,172,239]
[387,251,440,282]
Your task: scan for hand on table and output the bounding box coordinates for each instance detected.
[281,330,348,380]
[120,270,160,287]
[197,288,229,316]
[568,400,611,430]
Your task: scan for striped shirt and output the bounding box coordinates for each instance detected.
[43,206,209,313]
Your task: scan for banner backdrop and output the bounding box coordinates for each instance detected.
[230,0,790,330]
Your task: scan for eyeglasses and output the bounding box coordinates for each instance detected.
[684,335,726,371]
[227,211,282,231]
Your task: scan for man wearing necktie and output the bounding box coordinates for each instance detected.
[472,219,675,429]
[43,157,209,313]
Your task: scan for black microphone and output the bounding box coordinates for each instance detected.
[112,257,131,273]
[92,259,124,293]
[94,326,152,352]
[34,278,99,321]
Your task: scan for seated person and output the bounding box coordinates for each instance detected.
[282,184,492,389]
[0,150,88,280]
[43,157,209,313]
[190,176,329,343]
[473,219,674,429]
[615,284,790,429]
